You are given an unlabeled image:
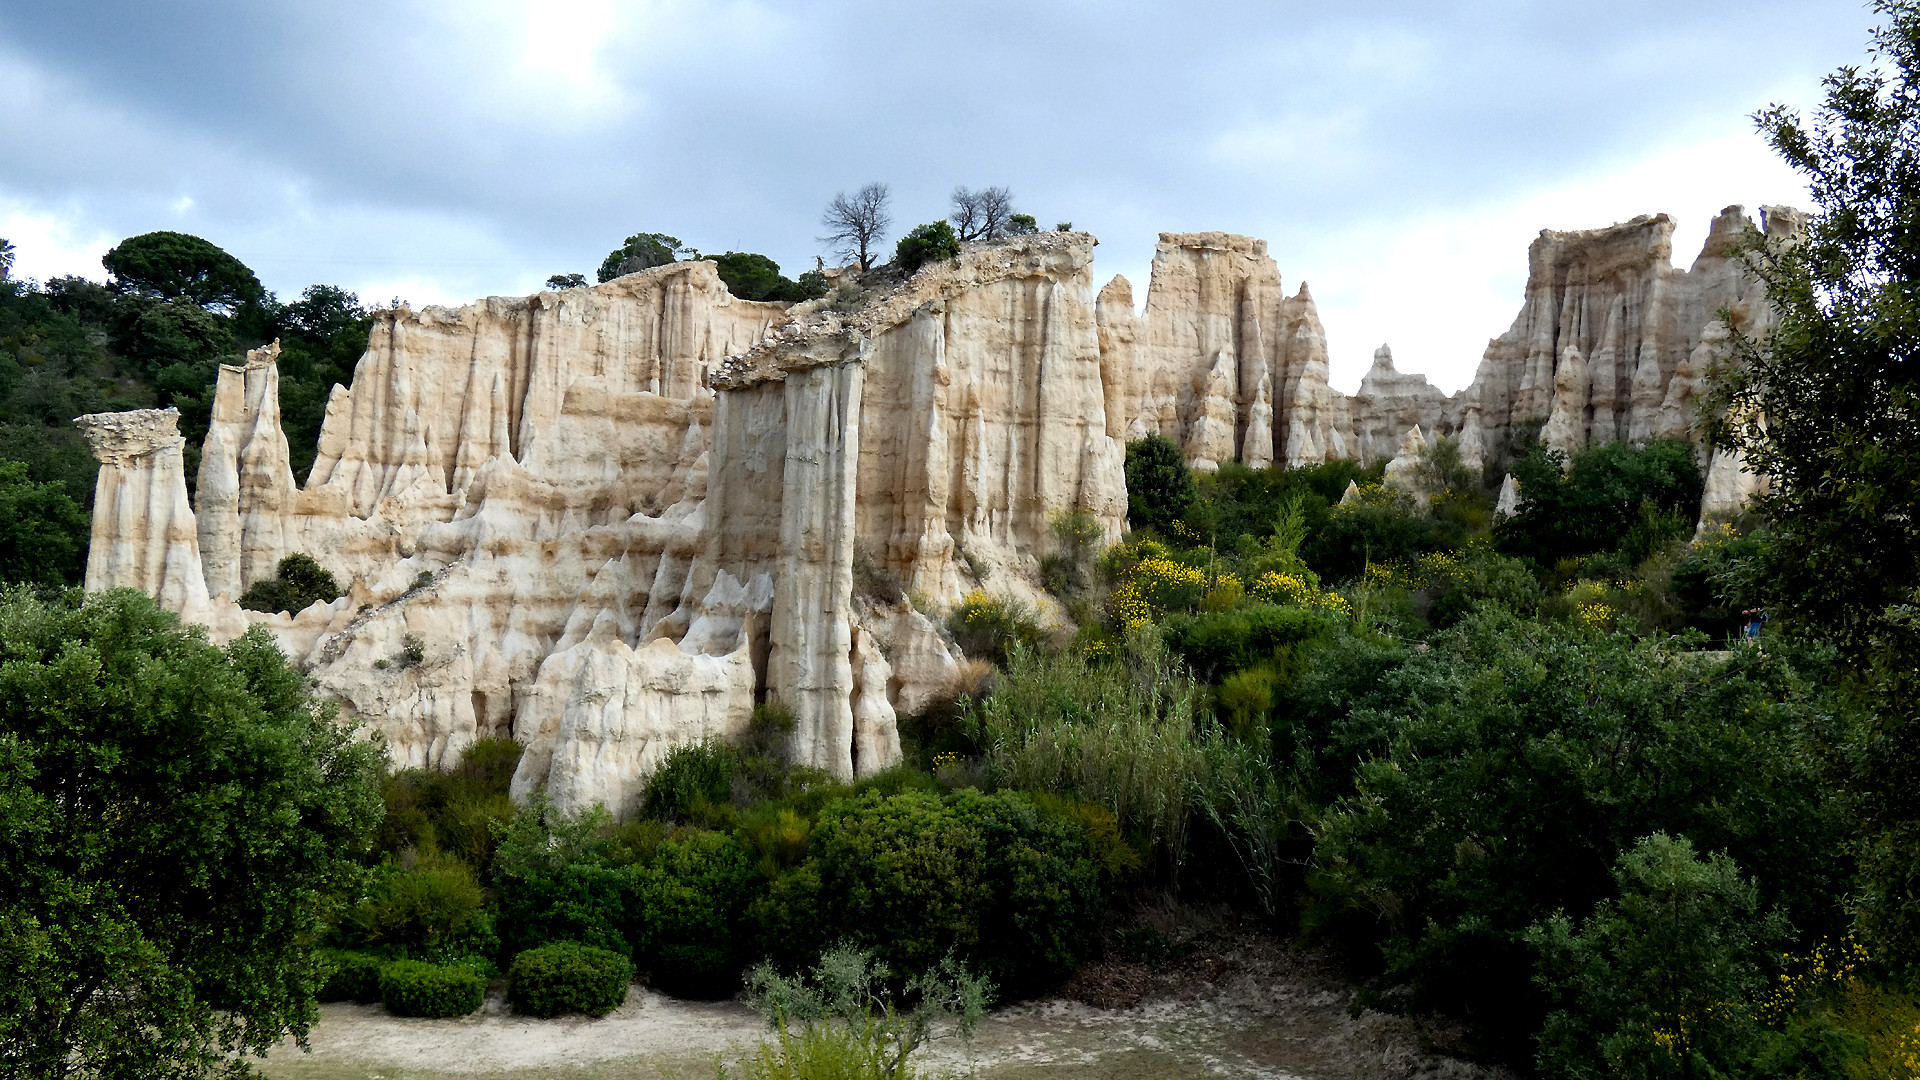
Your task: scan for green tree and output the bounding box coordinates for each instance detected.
[101,232,264,314]
[1494,439,1702,570]
[1703,0,1920,962]
[1123,434,1198,533]
[0,461,89,586]
[544,273,587,290]
[893,221,960,274]
[0,589,384,1079]
[237,552,342,615]
[597,232,685,283]
[705,252,825,303]
[0,239,14,280]
[1528,834,1784,1078]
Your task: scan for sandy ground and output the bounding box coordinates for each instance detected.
[265,931,1506,1080]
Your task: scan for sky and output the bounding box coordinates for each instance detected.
[0,0,1875,393]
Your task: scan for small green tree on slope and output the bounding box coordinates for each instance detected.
[0,589,384,1079]
[1705,0,1920,963]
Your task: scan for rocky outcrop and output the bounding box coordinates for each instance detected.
[80,214,1788,814]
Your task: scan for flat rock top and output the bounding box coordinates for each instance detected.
[74,407,184,463]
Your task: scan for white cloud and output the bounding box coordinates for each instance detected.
[0,198,117,282]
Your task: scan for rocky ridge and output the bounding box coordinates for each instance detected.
[77,211,1786,813]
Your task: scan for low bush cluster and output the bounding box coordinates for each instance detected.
[508,941,634,1017]
[377,959,486,1018]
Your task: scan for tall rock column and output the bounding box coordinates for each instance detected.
[198,340,300,599]
[76,408,215,615]
[771,361,864,779]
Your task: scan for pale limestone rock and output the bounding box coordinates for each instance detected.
[1351,346,1450,465]
[1540,344,1592,457]
[1339,479,1361,507]
[850,622,903,778]
[863,602,962,717]
[1495,474,1521,518]
[1381,425,1431,500]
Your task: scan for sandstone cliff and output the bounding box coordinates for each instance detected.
[78,214,1784,815]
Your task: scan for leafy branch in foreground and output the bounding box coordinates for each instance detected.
[727,944,992,1080]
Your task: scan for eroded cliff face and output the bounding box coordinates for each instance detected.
[1098,208,1793,506]
[80,240,1120,813]
[79,214,1782,815]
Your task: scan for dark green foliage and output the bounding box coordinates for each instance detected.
[373,737,523,872]
[0,589,385,1077]
[490,799,636,959]
[545,273,588,289]
[337,856,490,955]
[1668,528,1768,640]
[1160,604,1332,684]
[754,789,1102,996]
[1529,834,1784,1078]
[1124,434,1197,532]
[239,551,343,614]
[272,285,371,483]
[0,460,87,586]
[317,949,385,1003]
[945,591,1048,667]
[377,959,485,1018]
[1303,609,1850,1062]
[101,230,265,313]
[1007,214,1039,235]
[1494,439,1703,569]
[509,941,634,1017]
[893,221,961,273]
[707,252,828,303]
[642,741,739,823]
[631,830,763,998]
[598,232,684,282]
[1305,490,1466,582]
[1701,1,1920,965]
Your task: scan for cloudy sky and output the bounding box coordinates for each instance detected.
[0,0,1874,392]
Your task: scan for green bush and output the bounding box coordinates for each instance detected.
[508,941,634,1017]
[490,799,637,959]
[1124,434,1197,532]
[1301,609,1853,1061]
[893,221,961,273]
[755,789,1101,996]
[378,959,485,1018]
[238,552,342,614]
[1495,438,1703,569]
[316,948,385,1004]
[632,829,764,999]
[1160,603,1332,683]
[372,736,521,868]
[642,741,739,822]
[0,459,88,586]
[945,590,1047,667]
[338,855,487,952]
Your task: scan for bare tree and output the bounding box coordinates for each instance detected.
[949,186,1016,242]
[820,183,893,271]
[0,238,13,280]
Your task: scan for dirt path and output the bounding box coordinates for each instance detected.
[265,945,1503,1080]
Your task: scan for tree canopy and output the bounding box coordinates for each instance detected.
[0,588,384,1078]
[893,221,960,274]
[101,232,265,314]
[596,232,686,283]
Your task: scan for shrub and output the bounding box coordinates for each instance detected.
[316,949,385,1003]
[377,959,485,1018]
[851,545,904,605]
[1495,438,1703,568]
[508,941,635,1017]
[337,854,486,952]
[490,799,636,958]
[633,829,764,999]
[945,590,1047,667]
[237,552,342,614]
[371,736,521,869]
[893,221,960,273]
[642,741,739,822]
[754,789,1101,995]
[1124,434,1197,532]
[1160,603,1332,684]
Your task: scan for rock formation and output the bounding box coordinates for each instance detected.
[79,237,1120,814]
[78,212,1789,814]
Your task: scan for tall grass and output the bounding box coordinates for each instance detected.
[976,634,1214,879]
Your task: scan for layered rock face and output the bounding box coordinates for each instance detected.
[79,239,1119,813]
[79,213,1783,814]
[1097,208,1794,490]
